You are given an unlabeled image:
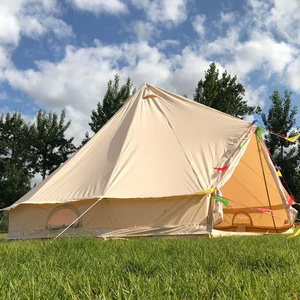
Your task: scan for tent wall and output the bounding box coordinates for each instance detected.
[7,195,212,240]
[214,135,292,233]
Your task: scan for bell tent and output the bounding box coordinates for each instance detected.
[3,83,296,239]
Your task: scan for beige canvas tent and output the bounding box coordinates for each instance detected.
[3,83,297,239]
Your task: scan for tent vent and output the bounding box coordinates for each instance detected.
[143,94,157,99]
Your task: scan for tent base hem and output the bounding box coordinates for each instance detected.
[5,224,210,240]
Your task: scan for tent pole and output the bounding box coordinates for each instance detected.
[257,140,278,233]
[52,197,103,241]
[207,194,215,236]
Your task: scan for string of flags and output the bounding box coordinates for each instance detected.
[195,187,293,223]
[195,187,300,239]
[288,224,300,239]
[252,120,300,144]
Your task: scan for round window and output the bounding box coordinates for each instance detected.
[46,206,81,230]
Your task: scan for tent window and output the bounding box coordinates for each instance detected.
[232,212,253,232]
[46,206,81,230]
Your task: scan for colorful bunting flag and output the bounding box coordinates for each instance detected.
[196,187,215,194]
[285,134,300,143]
[214,164,230,172]
[256,208,273,213]
[212,193,230,209]
[276,170,282,177]
[256,126,265,141]
[288,194,295,208]
[240,141,246,149]
[288,225,300,239]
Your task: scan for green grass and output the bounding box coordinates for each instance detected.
[0,234,300,299]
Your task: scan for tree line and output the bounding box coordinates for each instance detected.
[0,65,299,210]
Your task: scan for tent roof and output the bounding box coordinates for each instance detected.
[8,83,251,208]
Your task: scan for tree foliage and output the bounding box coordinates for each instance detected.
[89,75,134,133]
[32,110,76,179]
[0,112,35,208]
[261,90,300,199]
[193,62,261,118]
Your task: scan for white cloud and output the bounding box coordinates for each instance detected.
[192,15,206,37]
[0,2,21,46]
[220,12,236,24]
[157,40,180,50]
[203,28,240,56]
[131,21,159,41]
[131,0,188,27]
[68,0,127,15]
[244,85,267,109]
[248,0,300,45]
[0,46,12,68]
[286,57,300,93]
[0,0,73,54]
[225,32,297,80]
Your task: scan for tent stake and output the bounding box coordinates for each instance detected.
[257,140,277,233]
[52,197,103,241]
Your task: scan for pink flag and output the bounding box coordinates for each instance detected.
[214,164,230,172]
[256,208,273,213]
[288,195,295,208]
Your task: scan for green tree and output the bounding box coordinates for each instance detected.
[0,112,35,208]
[193,62,261,118]
[33,110,76,180]
[78,131,90,149]
[89,75,134,133]
[261,90,300,199]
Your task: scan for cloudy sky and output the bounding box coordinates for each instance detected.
[1,0,300,145]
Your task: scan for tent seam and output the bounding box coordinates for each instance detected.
[152,96,203,189]
[102,85,145,195]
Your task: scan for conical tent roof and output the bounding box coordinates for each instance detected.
[8,83,250,208]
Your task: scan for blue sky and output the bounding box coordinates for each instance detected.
[0,0,300,145]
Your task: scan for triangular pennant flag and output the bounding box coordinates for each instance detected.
[212,193,230,209]
[288,225,300,239]
[276,170,282,177]
[256,208,273,213]
[196,187,215,194]
[214,164,230,172]
[256,126,265,141]
[285,134,300,143]
[288,194,294,208]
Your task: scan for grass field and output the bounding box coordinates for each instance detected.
[0,233,300,299]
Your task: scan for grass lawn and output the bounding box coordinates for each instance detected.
[0,233,300,299]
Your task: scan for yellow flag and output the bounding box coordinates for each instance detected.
[196,187,215,194]
[277,170,282,177]
[288,225,300,239]
[285,134,300,143]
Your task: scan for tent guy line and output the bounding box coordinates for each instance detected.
[52,198,103,241]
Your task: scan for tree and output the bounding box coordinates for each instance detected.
[261,90,298,157]
[32,110,76,180]
[77,131,90,150]
[89,75,134,133]
[261,90,300,199]
[193,62,261,118]
[0,112,35,208]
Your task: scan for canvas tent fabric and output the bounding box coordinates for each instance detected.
[4,83,297,240]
